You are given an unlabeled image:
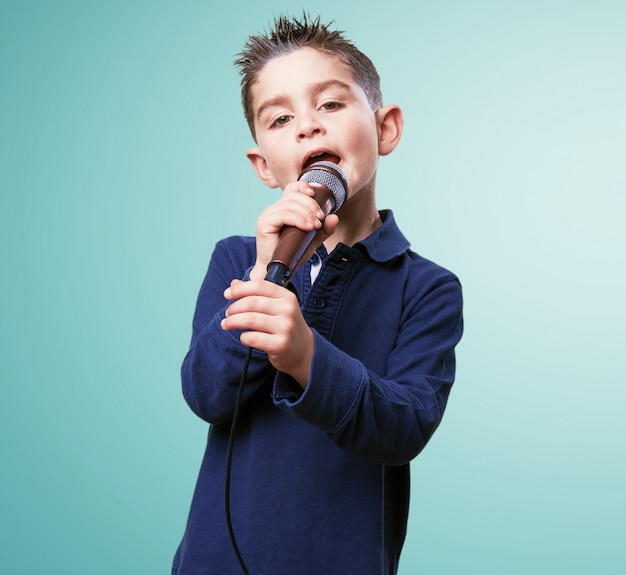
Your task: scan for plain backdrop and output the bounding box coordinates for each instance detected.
[1,0,625,573]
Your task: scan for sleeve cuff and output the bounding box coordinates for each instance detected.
[273,330,367,431]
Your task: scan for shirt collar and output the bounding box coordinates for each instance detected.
[354,210,411,263]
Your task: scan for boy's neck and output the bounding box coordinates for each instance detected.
[323,185,381,252]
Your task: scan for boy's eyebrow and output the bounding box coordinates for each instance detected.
[255,79,354,121]
[255,95,290,122]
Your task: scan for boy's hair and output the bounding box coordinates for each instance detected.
[235,13,383,139]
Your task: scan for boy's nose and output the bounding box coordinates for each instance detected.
[296,113,324,139]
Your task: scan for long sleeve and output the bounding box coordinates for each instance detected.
[181,236,274,424]
[274,274,463,465]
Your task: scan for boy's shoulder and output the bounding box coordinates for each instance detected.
[403,247,461,295]
[359,209,459,285]
[208,235,257,276]
[215,234,256,250]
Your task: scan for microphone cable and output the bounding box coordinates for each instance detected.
[225,264,289,574]
[225,345,253,575]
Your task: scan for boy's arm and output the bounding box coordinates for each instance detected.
[180,237,275,424]
[217,181,339,384]
[273,275,463,466]
[182,183,337,423]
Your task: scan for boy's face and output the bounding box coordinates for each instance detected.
[246,47,386,197]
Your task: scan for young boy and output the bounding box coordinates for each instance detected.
[173,14,463,575]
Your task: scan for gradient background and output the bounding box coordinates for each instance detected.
[1,0,625,573]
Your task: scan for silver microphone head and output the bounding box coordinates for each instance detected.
[298,161,348,212]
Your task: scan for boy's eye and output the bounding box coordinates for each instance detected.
[272,115,291,127]
[321,101,341,111]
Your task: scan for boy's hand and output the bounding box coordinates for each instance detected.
[249,181,339,282]
[221,278,313,388]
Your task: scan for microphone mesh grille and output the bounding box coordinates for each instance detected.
[299,161,348,212]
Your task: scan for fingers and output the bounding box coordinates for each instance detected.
[221,278,313,384]
[224,277,280,301]
[254,181,333,278]
[259,182,326,236]
[222,279,292,329]
[221,279,302,356]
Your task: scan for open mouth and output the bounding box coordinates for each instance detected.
[302,152,341,171]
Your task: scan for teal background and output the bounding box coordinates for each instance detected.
[1,0,625,573]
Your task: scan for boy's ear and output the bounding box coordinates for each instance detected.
[246,147,279,188]
[376,104,404,156]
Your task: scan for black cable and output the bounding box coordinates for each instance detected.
[225,267,286,574]
[225,346,253,575]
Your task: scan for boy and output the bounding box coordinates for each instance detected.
[173,14,463,575]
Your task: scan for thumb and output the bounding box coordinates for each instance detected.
[320,213,339,238]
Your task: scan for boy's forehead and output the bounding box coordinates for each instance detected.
[250,47,357,110]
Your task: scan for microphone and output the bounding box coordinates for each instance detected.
[265,161,348,286]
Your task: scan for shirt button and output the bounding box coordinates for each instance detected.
[313,298,327,309]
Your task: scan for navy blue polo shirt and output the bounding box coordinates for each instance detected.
[173,210,463,575]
